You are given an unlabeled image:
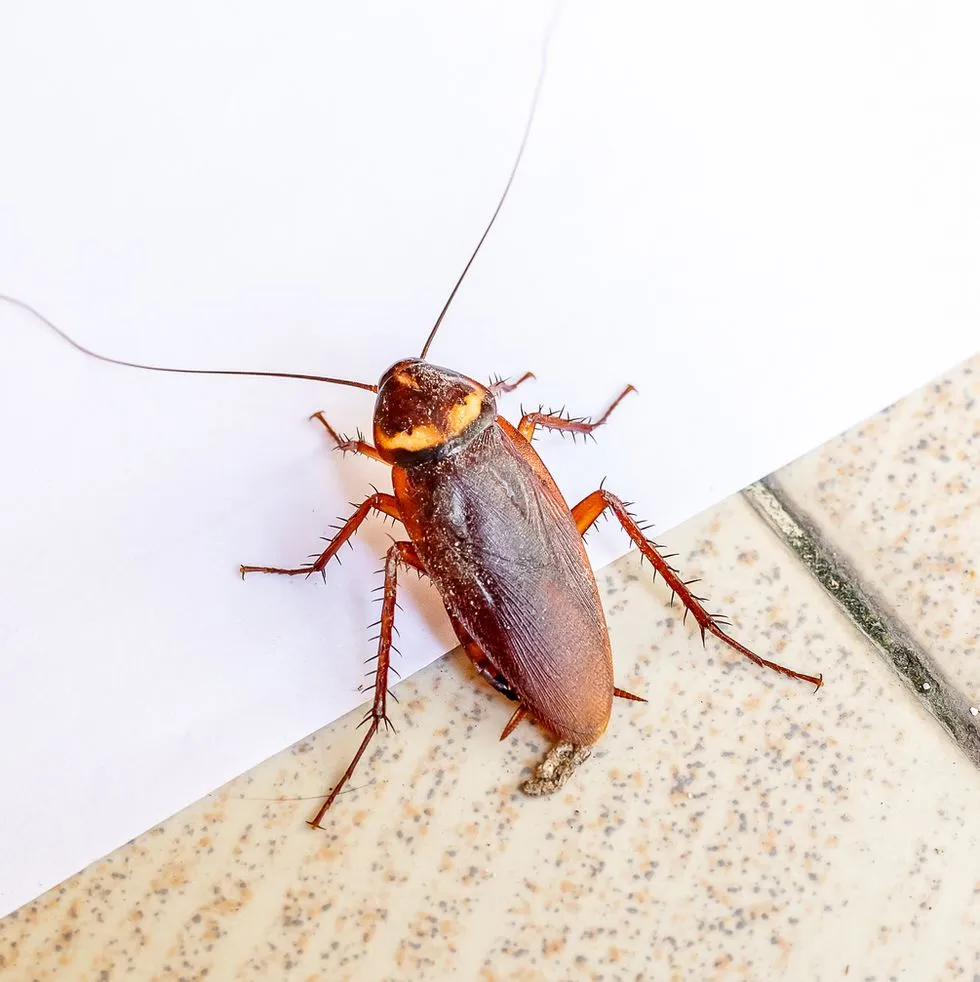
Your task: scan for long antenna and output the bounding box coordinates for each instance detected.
[418,8,560,361]
[1,294,378,393]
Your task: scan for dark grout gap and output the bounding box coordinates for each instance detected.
[743,475,980,767]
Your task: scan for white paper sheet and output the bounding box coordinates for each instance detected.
[1,0,978,916]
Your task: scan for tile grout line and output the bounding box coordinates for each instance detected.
[742,475,980,767]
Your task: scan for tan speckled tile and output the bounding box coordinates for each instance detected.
[3,493,979,981]
[775,355,980,706]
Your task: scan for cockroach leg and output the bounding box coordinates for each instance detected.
[309,411,387,463]
[240,492,402,578]
[308,540,421,829]
[499,705,528,741]
[572,489,824,691]
[521,742,593,797]
[489,371,535,397]
[518,385,636,442]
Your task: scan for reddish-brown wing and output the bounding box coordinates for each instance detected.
[393,418,614,744]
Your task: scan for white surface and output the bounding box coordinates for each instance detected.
[0,0,977,917]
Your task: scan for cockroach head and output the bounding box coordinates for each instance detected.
[373,359,496,467]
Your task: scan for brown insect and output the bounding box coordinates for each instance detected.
[4,59,821,831]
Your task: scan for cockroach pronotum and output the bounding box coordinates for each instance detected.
[2,44,821,832]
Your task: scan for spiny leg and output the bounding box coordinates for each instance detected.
[240,492,401,578]
[572,489,823,690]
[364,551,502,704]
[308,540,421,828]
[518,385,636,442]
[489,371,535,397]
[310,410,386,463]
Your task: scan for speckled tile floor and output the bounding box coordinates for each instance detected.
[3,357,980,981]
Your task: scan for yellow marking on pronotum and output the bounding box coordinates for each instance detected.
[394,372,421,390]
[378,423,444,453]
[444,390,484,438]
[377,391,484,452]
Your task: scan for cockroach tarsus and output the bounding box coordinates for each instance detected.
[4,33,822,833]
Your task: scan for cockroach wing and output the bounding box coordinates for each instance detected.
[393,418,615,745]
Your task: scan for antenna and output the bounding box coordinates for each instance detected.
[0,294,378,393]
[419,7,560,360]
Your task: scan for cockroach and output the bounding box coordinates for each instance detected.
[3,51,821,831]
